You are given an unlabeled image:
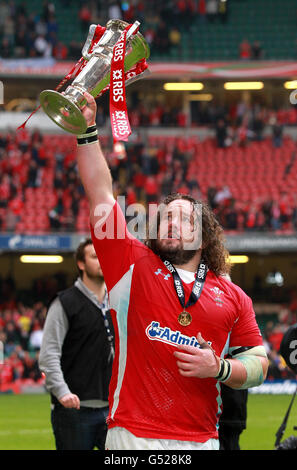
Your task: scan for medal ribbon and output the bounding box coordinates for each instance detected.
[163,260,208,312]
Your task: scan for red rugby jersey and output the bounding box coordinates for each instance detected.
[91,201,263,442]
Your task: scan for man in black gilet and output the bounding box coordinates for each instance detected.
[39,238,114,450]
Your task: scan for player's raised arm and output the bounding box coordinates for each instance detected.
[76,92,115,226]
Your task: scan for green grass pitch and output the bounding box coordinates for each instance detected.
[0,393,297,450]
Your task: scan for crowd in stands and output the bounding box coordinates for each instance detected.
[262,291,297,380]
[0,295,45,387]
[0,0,60,59]
[127,98,297,130]
[0,272,71,390]
[264,328,297,381]
[239,38,264,60]
[1,95,297,234]
[0,0,289,64]
[0,0,266,64]
[0,0,231,60]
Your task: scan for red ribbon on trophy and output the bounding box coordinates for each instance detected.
[109,25,132,143]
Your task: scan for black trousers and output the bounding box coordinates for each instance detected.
[51,404,109,450]
[219,425,243,450]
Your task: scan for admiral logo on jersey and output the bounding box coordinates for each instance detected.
[146,321,200,348]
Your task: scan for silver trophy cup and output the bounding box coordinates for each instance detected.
[39,19,150,134]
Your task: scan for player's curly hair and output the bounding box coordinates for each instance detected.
[145,193,231,276]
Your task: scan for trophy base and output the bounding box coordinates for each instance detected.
[39,90,87,134]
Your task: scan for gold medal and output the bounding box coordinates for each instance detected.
[178,311,192,327]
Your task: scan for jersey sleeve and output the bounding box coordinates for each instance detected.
[229,290,263,352]
[90,200,147,291]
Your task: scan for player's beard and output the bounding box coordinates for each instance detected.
[153,238,198,266]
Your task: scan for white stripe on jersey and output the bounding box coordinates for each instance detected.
[109,264,135,419]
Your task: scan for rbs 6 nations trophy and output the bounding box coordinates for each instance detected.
[39,19,150,141]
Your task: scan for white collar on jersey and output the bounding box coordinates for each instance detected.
[175,267,196,284]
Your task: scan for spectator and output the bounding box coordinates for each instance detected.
[52,39,68,60]
[270,201,281,230]
[279,193,291,230]
[0,0,11,29]
[239,39,251,60]
[143,26,155,48]
[154,21,170,54]
[207,185,218,209]
[42,1,56,23]
[35,18,48,37]
[48,206,62,230]
[27,160,39,188]
[267,324,284,352]
[224,199,238,230]
[198,0,207,21]
[214,185,232,207]
[251,41,263,60]
[4,322,21,355]
[46,13,58,39]
[292,195,297,230]
[245,204,258,231]
[216,118,228,148]
[29,322,43,351]
[169,27,181,48]
[252,111,265,141]
[108,1,122,20]
[78,3,91,33]
[14,30,29,58]
[176,0,196,28]
[0,37,13,58]
[271,116,283,148]
[144,175,159,203]
[206,0,218,22]
[68,40,83,60]
[22,351,42,381]
[39,239,114,450]
[237,117,249,147]
[34,33,52,57]
[219,385,248,450]
[3,15,15,49]
[218,0,228,23]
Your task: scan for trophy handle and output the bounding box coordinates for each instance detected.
[82,24,98,60]
[126,21,140,40]
[125,68,151,86]
[82,21,140,60]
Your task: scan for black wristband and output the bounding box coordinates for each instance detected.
[214,358,232,382]
[77,125,98,146]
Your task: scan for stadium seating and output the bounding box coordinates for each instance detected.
[189,136,297,202]
[11,0,297,61]
[171,0,297,61]
[148,134,297,203]
[1,130,296,234]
